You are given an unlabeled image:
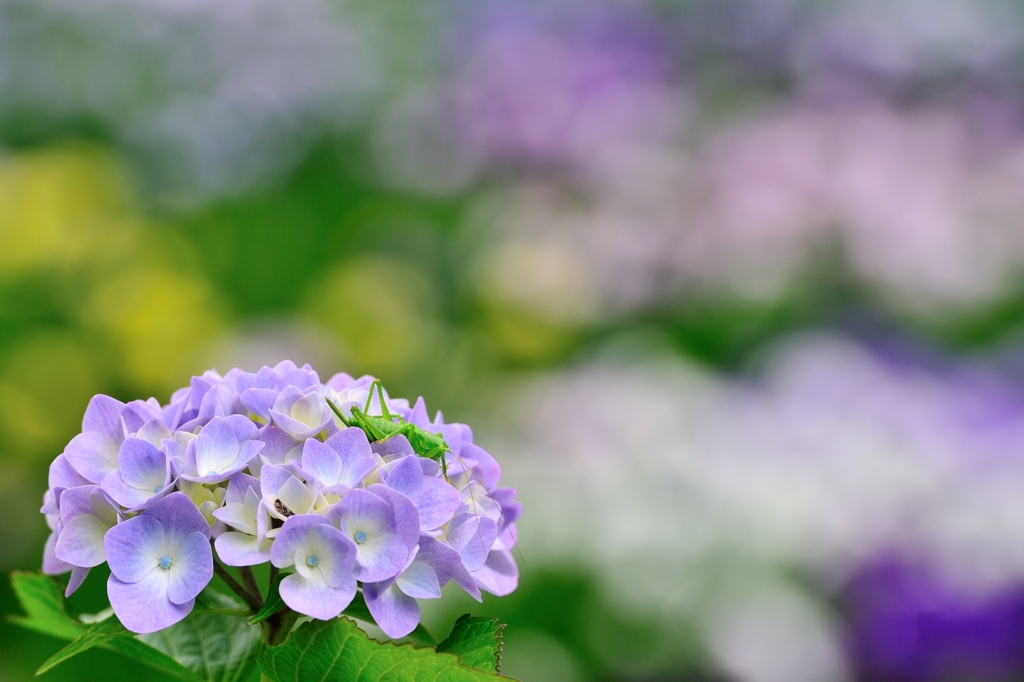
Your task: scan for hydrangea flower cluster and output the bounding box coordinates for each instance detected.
[40,362,520,636]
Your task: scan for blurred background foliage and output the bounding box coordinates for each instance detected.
[6,0,1024,681]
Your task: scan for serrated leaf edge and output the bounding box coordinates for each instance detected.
[260,617,510,681]
[437,614,506,675]
[496,621,505,675]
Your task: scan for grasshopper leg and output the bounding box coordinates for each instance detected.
[362,381,379,414]
[376,382,396,421]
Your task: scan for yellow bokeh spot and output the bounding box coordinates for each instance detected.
[84,266,226,392]
[303,256,439,375]
[473,241,598,363]
[0,145,136,275]
[0,333,99,460]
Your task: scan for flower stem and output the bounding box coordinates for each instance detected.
[239,566,263,600]
[212,560,263,613]
[198,607,251,616]
[267,608,300,646]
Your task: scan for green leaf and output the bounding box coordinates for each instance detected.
[258,617,510,682]
[138,591,261,682]
[248,574,286,625]
[436,614,505,674]
[343,591,438,647]
[104,637,207,682]
[9,573,205,681]
[7,571,84,641]
[36,617,130,674]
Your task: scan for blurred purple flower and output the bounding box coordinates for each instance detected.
[449,3,674,167]
[846,557,1024,682]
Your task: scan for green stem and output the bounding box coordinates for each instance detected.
[212,560,262,613]
[268,564,279,589]
[197,607,251,616]
[268,608,300,646]
[239,566,263,600]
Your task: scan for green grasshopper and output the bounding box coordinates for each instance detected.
[326,380,452,481]
[330,381,525,563]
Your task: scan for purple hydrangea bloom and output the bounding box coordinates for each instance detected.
[41,454,91,518]
[328,486,419,582]
[47,454,92,497]
[261,464,323,527]
[103,492,213,633]
[177,375,238,433]
[405,397,473,458]
[269,386,332,440]
[40,361,519,638]
[467,547,519,597]
[299,428,377,497]
[443,505,518,597]
[54,485,121,596]
[239,361,320,421]
[380,455,460,532]
[364,536,469,638]
[447,443,502,491]
[101,437,176,510]
[181,416,264,484]
[270,514,357,620]
[41,457,100,590]
[248,426,302,475]
[322,373,375,424]
[42,524,72,578]
[370,434,414,460]
[445,512,497,577]
[213,474,272,566]
[63,395,129,484]
[322,373,406,424]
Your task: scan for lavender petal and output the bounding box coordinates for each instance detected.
[363,581,420,639]
[108,572,192,634]
[166,531,213,605]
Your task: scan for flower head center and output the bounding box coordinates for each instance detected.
[159,555,172,570]
[354,531,367,544]
[306,554,318,567]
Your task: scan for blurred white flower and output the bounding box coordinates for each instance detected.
[0,0,375,199]
[793,0,1024,80]
[498,333,1024,679]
